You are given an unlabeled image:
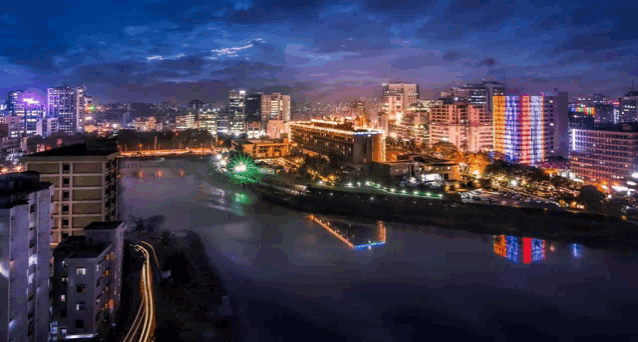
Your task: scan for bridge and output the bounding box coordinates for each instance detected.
[119,148,217,157]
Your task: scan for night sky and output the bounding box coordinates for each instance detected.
[1,0,636,104]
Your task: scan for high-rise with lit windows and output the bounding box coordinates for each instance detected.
[382,83,419,123]
[0,172,53,342]
[493,92,568,165]
[47,86,89,134]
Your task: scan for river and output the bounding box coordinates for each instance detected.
[119,157,638,341]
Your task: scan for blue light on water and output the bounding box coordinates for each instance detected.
[506,236,519,263]
[353,241,386,249]
[571,244,582,258]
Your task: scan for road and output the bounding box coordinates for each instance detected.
[123,244,156,342]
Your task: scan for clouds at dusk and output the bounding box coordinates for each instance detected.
[0,0,636,103]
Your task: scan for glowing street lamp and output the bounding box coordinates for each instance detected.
[234,163,247,173]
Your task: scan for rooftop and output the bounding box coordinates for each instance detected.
[24,139,118,157]
[84,221,124,231]
[55,236,110,259]
[0,172,52,205]
[292,120,382,134]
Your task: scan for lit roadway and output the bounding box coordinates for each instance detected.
[123,244,156,342]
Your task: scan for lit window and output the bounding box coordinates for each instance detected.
[76,303,85,311]
[76,268,87,275]
[61,295,66,302]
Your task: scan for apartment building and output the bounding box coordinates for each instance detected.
[23,139,119,245]
[0,172,53,342]
[429,99,493,152]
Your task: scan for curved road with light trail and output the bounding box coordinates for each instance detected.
[123,244,156,342]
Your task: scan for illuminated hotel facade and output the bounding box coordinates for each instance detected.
[569,124,638,190]
[289,120,385,164]
[493,92,568,165]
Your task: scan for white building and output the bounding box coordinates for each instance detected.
[0,172,53,342]
[382,83,419,123]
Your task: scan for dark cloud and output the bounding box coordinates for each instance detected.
[443,52,459,62]
[477,58,497,67]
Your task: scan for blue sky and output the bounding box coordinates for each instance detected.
[0,0,637,103]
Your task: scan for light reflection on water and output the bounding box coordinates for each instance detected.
[119,158,638,340]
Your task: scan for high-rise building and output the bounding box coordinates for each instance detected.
[446,82,506,116]
[22,139,119,245]
[493,92,569,165]
[5,91,24,117]
[229,90,247,136]
[429,98,493,152]
[245,93,291,122]
[0,172,53,342]
[47,86,89,134]
[382,83,419,122]
[569,123,638,189]
[51,221,125,341]
[290,120,385,164]
[0,116,23,138]
[619,91,638,123]
[37,117,59,138]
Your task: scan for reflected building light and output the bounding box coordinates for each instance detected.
[571,244,582,258]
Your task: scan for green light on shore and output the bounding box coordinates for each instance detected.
[227,154,259,184]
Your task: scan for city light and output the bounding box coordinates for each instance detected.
[234,163,247,173]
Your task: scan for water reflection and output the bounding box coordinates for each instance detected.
[493,235,546,263]
[307,215,386,249]
[571,244,582,258]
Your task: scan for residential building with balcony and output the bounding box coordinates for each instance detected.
[22,139,119,245]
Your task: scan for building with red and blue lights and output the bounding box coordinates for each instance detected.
[493,92,568,165]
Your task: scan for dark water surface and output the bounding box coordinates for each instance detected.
[120,158,638,341]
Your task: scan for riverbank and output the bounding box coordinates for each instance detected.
[148,230,238,341]
[250,184,638,252]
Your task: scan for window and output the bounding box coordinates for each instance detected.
[62,220,69,227]
[62,177,70,186]
[76,284,86,293]
[30,204,36,213]
[63,164,70,173]
[61,310,67,318]
[62,191,69,200]
[61,295,66,302]
[62,205,69,213]
[74,320,84,329]
[76,303,85,311]
[76,268,87,275]
[61,276,68,283]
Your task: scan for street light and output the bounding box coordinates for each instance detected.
[234,163,247,173]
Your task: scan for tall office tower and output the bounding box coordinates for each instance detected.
[188,99,207,121]
[51,221,126,340]
[0,172,53,342]
[47,86,89,134]
[246,92,291,125]
[23,139,119,245]
[619,91,638,123]
[429,98,493,152]
[382,82,419,122]
[229,90,247,136]
[493,92,569,165]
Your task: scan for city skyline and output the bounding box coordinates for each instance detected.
[0,0,636,104]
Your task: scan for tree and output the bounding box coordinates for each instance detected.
[578,185,605,212]
[431,141,459,160]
